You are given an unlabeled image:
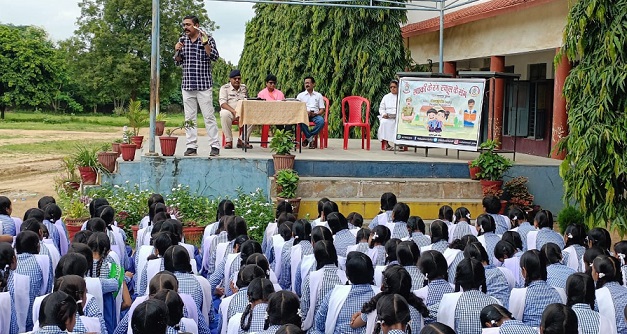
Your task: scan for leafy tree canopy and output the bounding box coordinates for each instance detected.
[559,0,627,234]
[239,3,410,137]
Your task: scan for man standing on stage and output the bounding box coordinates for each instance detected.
[174,15,220,157]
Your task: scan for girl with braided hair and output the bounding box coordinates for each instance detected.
[369,192,397,229]
[592,255,627,333]
[368,225,391,266]
[437,258,499,333]
[42,204,64,255]
[373,294,412,334]
[33,291,78,334]
[41,275,102,333]
[137,232,175,296]
[293,225,332,297]
[234,277,275,333]
[396,240,425,290]
[352,265,428,333]
[87,231,125,334]
[542,242,576,290]
[414,250,454,325]
[95,205,129,270]
[463,242,514,307]
[562,223,587,272]
[0,242,17,334]
[152,289,198,334]
[508,250,565,327]
[448,207,477,242]
[565,272,616,334]
[258,290,301,334]
[279,219,312,291]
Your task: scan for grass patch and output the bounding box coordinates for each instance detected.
[0,111,217,131]
[0,140,112,155]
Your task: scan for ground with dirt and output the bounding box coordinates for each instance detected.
[0,129,119,217]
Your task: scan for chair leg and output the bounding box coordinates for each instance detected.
[361,127,365,149]
[343,126,349,150]
[381,140,387,151]
[366,128,371,151]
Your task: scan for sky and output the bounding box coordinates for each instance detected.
[0,0,255,64]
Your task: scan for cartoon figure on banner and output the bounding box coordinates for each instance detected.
[401,97,415,123]
[425,108,438,132]
[463,99,477,127]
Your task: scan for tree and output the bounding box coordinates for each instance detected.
[558,0,627,234]
[72,0,214,108]
[0,24,76,117]
[239,3,409,137]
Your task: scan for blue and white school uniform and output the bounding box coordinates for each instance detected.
[0,214,16,236]
[546,263,575,290]
[509,280,566,327]
[414,279,455,324]
[290,240,313,294]
[90,256,121,334]
[403,265,426,291]
[488,213,511,235]
[408,232,431,249]
[219,287,249,334]
[438,290,500,334]
[278,238,295,290]
[362,296,424,334]
[571,303,616,334]
[226,302,267,334]
[384,221,410,240]
[596,281,627,334]
[369,211,392,229]
[313,284,379,334]
[562,244,586,272]
[481,319,537,334]
[421,240,449,254]
[346,242,369,256]
[0,289,13,334]
[527,227,565,251]
[368,245,386,267]
[175,271,213,325]
[206,231,228,276]
[501,256,523,287]
[208,240,235,293]
[40,240,59,277]
[484,264,513,308]
[256,325,281,334]
[294,253,316,297]
[477,232,501,265]
[301,264,347,331]
[261,221,278,260]
[41,219,61,253]
[334,228,356,258]
[512,222,535,251]
[448,221,478,243]
[7,271,30,334]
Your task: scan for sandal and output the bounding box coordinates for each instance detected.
[385,146,394,151]
[224,142,233,149]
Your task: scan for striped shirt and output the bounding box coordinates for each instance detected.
[572,303,601,334]
[521,280,563,327]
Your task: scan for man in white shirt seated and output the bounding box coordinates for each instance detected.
[296,76,325,149]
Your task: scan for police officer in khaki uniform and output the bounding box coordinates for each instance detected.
[219,69,250,149]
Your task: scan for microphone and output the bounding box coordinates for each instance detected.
[173,31,185,64]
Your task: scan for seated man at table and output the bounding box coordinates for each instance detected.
[220,69,251,149]
[297,76,325,149]
[258,74,293,134]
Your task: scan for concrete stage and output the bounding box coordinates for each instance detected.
[103,135,564,219]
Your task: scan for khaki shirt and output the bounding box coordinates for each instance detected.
[219,83,248,110]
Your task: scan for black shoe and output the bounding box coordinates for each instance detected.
[184,148,197,156]
[302,138,310,147]
[210,147,220,156]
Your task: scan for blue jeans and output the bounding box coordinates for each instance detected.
[300,115,324,138]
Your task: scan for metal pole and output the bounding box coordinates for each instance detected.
[148,0,160,155]
[438,1,444,73]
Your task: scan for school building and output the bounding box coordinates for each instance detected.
[402,0,570,159]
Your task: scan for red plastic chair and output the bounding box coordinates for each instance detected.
[296,96,330,149]
[342,96,371,150]
[221,119,243,147]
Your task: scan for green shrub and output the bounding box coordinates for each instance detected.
[557,206,585,234]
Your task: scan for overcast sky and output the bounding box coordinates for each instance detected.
[0,0,254,64]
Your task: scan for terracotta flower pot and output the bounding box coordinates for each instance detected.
[155,121,166,136]
[159,136,178,156]
[131,225,139,241]
[131,136,144,149]
[182,226,204,247]
[65,217,88,240]
[468,161,481,180]
[276,197,301,218]
[480,179,503,194]
[111,143,121,157]
[272,154,295,173]
[77,166,97,185]
[98,151,118,173]
[120,143,137,161]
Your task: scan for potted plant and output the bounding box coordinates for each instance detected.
[57,190,91,239]
[275,168,301,217]
[160,120,195,156]
[474,140,513,194]
[270,129,296,172]
[468,160,481,180]
[126,99,148,149]
[97,143,118,173]
[72,145,105,185]
[120,130,137,161]
[58,156,81,191]
[111,138,123,157]
[502,177,534,211]
[155,112,166,136]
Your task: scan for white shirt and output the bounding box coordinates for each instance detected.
[297,90,325,112]
[379,93,397,116]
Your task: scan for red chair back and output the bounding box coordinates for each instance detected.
[323,96,330,122]
[342,96,370,125]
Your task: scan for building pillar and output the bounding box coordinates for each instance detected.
[443,61,457,77]
[550,49,570,160]
[489,56,505,147]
